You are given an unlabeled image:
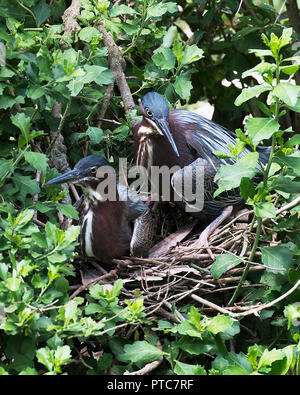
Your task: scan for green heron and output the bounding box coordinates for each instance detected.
[45,155,153,262]
[133,92,270,246]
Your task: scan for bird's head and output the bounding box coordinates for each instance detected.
[45,155,112,190]
[139,92,179,156]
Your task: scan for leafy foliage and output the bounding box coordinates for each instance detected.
[0,0,299,376]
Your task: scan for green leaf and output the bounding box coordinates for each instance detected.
[82,65,114,86]
[210,254,242,279]
[240,177,256,199]
[245,117,280,146]
[47,252,68,264]
[188,305,202,329]
[273,83,300,107]
[19,368,38,375]
[223,365,251,375]
[213,150,234,160]
[242,62,276,78]
[172,39,183,58]
[14,208,35,228]
[54,345,71,367]
[67,66,114,96]
[280,64,299,75]
[66,68,86,96]
[214,152,259,196]
[163,26,179,49]
[147,3,173,19]
[78,27,102,42]
[284,134,300,148]
[173,75,192,100]
[261,245,293,272]
[284,303,300,329]
[279,28,293,48]
[176,337,213,356]
[0,158,14,178]
[0,263,8,281]
[273,151,300,176]
[271,176,300,194]
[206,314,233,335]
[59,300,78,324]
[254,202,276,218]
[256,100,273,117]
[120,341,165,365]
[33,0,51,27]
[32,273,47,288]
[36,347,53,371]
[174,361,207,375]
[86,126,104,143]
[85,303,104,315]
[27,85,45,100]
[0,95,24,110]
[12,174,40,204]
[110,5,138,17]
[64,225,80,244]
[257,349,285,371]
[165,2,179,14]
[24,151,48,173]
[6,277,21,292]
[0,67,15,79]
[181,45,204,66]
[176,320,203,338]
[112,279,123,297]
[57,204,79,220]
[11,113,31,143]
[248,49,273,58]
[152,47,176,70]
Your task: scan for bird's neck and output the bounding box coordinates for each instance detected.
[80,186,130,260]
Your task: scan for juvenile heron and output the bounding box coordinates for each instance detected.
[133,92,270,246]
[45,155,153,262]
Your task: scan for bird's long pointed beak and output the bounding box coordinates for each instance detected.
[45,169,82,186]
[156,119,179,157]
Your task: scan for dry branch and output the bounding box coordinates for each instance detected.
[60,0,81,50]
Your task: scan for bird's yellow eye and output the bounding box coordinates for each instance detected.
[91,167,98,174]
[146,109,153,117]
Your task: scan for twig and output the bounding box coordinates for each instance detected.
[251,196,300,230]
[124,342,163,375]
[210,209,254,240]
[233,279,300,318]
[96,118,121,126]
[191,294,236,316]
[162,300,186,322]
[96,22,135,117]
[96,83,115,128]
[33,218,46,228]
[33,169,41,223]
[46,100,71,155]
[275,196,300,216]
[69,184,80,202]
[192,279,300,319]
[124,356,164,375]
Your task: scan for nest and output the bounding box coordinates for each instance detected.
[70,204,270,320]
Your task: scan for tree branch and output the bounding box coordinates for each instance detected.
[96,22,135,117]
[60,0,82,50]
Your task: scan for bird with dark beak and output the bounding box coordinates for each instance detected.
[134,92,270,246]
[45,155,153,262]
